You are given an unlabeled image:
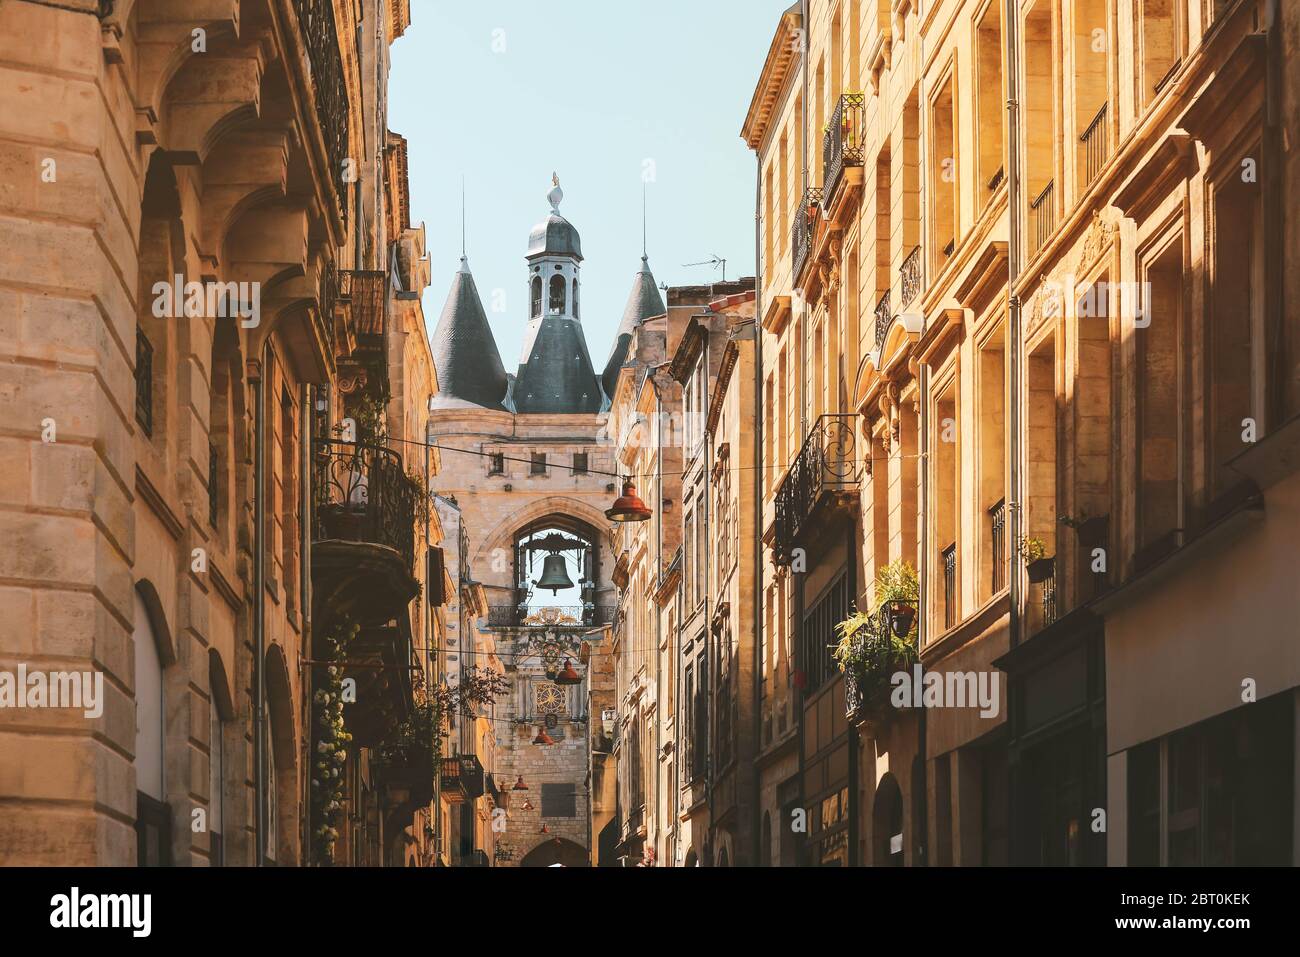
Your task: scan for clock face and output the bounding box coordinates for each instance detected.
[535,683,566,716]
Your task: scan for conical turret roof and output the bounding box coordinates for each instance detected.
[429,257,508,411]
[601,255,665,398]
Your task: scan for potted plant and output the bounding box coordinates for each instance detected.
[875,559,919,632]
[1020,536,1055,583]
[832,560,920,722]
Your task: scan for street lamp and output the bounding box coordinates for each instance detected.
[605,480,652,522]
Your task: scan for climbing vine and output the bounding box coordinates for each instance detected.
[310,616,356,865]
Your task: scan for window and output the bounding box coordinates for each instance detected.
[530,452,546,475]
[682,664,694,776]
[976,4,1005,196]
[1024,2,1056,250]
[541,783,577,818]
[572,452,588,475]
[133,589,168,866]
[548,274,566,314]
[1138,0,1180,109]
[209,696,223,866]
[135,328,154,437]
[530,276,542,318]
[1074,0,1110,192]
[692,651,708,780]
[488,452,504,475]
[1137,242,1182,556]
[930,74,957,272]
[802,575,848,694]
[572,277,580,319]
[684,506,695,607]
[280,388,297,610]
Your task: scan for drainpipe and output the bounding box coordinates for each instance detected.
[1263,0,1284,425]
[916,359,930,867]
[799,0,810,442]
[252,347,267,866]
[751,152,765,866]
[301,382,314,862]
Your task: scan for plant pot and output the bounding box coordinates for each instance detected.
[1027,556,1056,583]
[319,504,365,541]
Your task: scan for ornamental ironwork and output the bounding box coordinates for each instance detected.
[312,439,417,568]
[873,289,892,351]
[774,413,860,562]
[900,244,923,306]
[823,93,866,204]
[791,186,822,283]
[292,0,351,226]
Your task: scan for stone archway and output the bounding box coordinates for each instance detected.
[873,772,904,867]
[519,837,588,868]
[264,642,299,865]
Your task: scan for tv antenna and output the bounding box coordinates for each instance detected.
[683,254,727,282]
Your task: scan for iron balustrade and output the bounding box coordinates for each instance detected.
[987,165,1005,191]
[209,445,219,527]
[874,289,892,351]
[1030,180,1055,254]
[1040,565,1058,626]
[942,543,957,630]
[340,269,386,338]
[900,244,923,306]
[312,439,417,568]
[441,754,485,801]
[1080,103,1108,189]
[989,499,1007,593]
[135,328,153,437]
[774,414,860,561]
[291,0,351,226]
[486,605,614,628]
[823,93,866,204]
[791,187,822,283]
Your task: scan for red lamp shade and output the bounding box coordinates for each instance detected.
[521,800,535,811]
[554,658,581,685]
[512,775,529,791]
[540,824,549,834]
[533,726,555,746]
[606,481,652,522]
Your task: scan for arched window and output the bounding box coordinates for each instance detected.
[133,589,169,866]
[530,276,542,318]
[209,689,224,866]
[572,277,580,319]
[548,274,566,314]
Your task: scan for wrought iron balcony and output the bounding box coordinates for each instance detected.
[1030,180,1055,255]
[135,328,153,437]
[791,187,822,283]
[900,244,923,306]
[292,0,351,225]
[843,613,918,724]
[340,269,386,339]
[312,439,417,568]
[873,289,892,352]
[941,542,957,630]
[989,499,1007,593]
[1080,103,1108,189]
[1039,566,1058,627]
[486,605,614,628]
[823,93,866,205]
[441,753,485,803]
[773,413,860,562]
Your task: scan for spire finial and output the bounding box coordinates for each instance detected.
[460,175,466,258]
[547,173,563,212]
[641,183,647,260]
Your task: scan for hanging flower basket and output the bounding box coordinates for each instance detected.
[1027,556,1056,583]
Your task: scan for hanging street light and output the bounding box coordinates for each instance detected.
[532,726,555,746]
[554,658,581,685]
[606,480,652,523]
[512,775,529,791]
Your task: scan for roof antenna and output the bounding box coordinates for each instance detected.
[683,254,727,283]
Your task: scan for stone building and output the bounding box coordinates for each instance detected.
[424,180,646,867]
[0,0,461,867]
[741,0,1300,867]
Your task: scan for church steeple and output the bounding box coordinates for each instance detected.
[601,254,665,399]
[515,177,602,414]
[429,255,509,411]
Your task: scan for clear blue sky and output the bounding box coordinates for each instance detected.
[389,0,793,372]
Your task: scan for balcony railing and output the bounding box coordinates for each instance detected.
[941,542,957,630]
[774,413,860,562]
[823,93,866,204]
[208,445,219,527]
[900,244,923,306]
[312,439,417,568]
[1030,180,1055,255]
[135,328,153,437]
[1080,103,1108,189]
[791,187,822,283]
[873,289,892,351]
[1040,566,1058,627]
[441,754,485,803]
[486,605,615,628]
[292,0,351,225]
[341,269,386,339]
[989,499,1006,593]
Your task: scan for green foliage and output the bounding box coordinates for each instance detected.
[873,559,919,607]
[310,616,356,865]
[831,560,919,686]
[1019,536,1047,562]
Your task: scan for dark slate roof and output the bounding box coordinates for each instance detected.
[429,257,509,411]
[514,314,602,414]
[526,212,583,261]
[601,255,665,398]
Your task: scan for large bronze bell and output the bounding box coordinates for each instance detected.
[535,553,574,593]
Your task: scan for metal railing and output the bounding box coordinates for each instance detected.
[791,187,822,282]
[1080,103,1108,189]
[989,499,1007,593]
[291,0,351,226]
[441,754,485,801]
[1030,180,1055,254]
[208,445,219,527]
[823,93,866,204]
[1040,566,1058,627]
[873,289,892,351]
[900,244,923,305]
[486,605,614,628]
[941,543,957,629]
[774,413,860,561]
[312,439,417,568]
